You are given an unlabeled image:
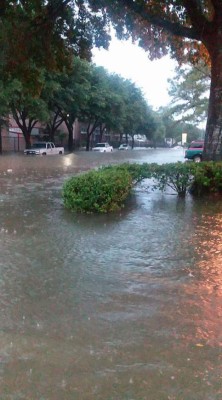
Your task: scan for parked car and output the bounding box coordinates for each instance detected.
[92,143,113,152]
[185,140,204,162]
[118,143,131,150]
[24,142,64,155]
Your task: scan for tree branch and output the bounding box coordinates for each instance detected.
[11,107,25,132]
[30,120,38,131]
[183,0,211,37]
[144,14,199,40]
[0,0,7,16]
[54,117,64,130]
[122,0,209,40]
[211,0,222,11]
[46,0,71,22]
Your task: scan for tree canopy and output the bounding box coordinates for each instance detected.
[88,0,212,63]
[2,53,158,150]
[0,0,110,92]
[86,0,222,160]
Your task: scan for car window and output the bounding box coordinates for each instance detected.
[189,143,203,149]
[33,143,46,149]
[95,143,105,147]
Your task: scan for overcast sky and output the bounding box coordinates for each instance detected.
[92,36,176,110]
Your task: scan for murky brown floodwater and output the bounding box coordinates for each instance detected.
[1,148,222,400]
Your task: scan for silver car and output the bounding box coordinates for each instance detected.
[92,143,113,152]
[118,144,131,150]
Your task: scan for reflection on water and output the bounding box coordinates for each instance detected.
[0,149,222,399]
[182,204,222,350]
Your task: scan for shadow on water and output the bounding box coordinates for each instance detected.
[1,150,222,399]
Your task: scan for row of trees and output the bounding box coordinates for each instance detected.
[0,55,163,151]
[0,0,111,151]
[1,54,206,151]
[1,1,220,157]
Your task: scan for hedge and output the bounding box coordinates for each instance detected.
[63,162,222,213]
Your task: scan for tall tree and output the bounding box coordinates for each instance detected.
[80,65,111,150]
[88,0,222,160]
[167,62,210,125]
[9,81,50,149]
[119,80,157,148]
[42,57,91,151]
[0,81,10,154]
[91,73,130,144]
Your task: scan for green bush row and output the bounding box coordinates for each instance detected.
[63,162,222,213]
[114,161,222,196]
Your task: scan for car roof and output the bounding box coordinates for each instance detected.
[189,141,204,148]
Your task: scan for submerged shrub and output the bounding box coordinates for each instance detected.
[148,162,222,197]
[115,162,196,196]
[190,162,222,195]
[101,163,145,183]
[103,162,157,183]
[63,168,132,213]
[112,162,196,196]
[115,163,154,183]
[151,162,196,197]
[63,161,222,214]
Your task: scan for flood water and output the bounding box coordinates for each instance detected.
[1,148,222,400]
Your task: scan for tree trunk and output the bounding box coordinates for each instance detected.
[98,124,106,142]
[21,123,33,149]
[64,119,75,152]
[86,132,90,151]
[85,120,99,151]
[12,109,34,149]
[0,125,2,154]
[98,124,103,142]
[47,113,64,142]
[23,131,32,149]
[68,128,74,152]
[203,44,222,160]
[47,123,55,142]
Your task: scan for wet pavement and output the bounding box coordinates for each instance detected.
[1,148,222,399]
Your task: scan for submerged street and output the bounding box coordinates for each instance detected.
[1,148,222,399]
